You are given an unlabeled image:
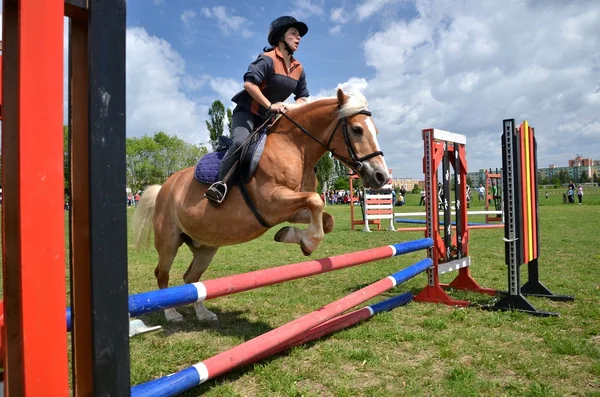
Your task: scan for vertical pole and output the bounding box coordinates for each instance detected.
[69,1,130,395]
[442,142,452,259]
[454,143,464,257]
[1,0,69,395]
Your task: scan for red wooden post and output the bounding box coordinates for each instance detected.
[1,1,69,396]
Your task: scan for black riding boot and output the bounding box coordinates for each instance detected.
[204,148,240,207]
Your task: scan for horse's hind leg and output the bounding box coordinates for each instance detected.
[183,245,219,325]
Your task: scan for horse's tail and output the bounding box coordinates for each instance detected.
[132,184,162,249]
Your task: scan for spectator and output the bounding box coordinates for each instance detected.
[577,185,583,204]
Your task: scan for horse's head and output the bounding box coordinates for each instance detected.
[330,88,390,189]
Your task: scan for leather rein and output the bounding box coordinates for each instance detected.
[280,109,384,174]
[240,109,384,228]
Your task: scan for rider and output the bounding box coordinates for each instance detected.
[205,16,311,207]
[205,16,309,207]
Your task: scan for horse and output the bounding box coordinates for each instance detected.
[132,88,390,324]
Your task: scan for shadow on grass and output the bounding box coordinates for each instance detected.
[136,305,276,340]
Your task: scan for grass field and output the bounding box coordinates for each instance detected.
[2,188,600,396]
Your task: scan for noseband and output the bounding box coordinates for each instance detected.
[280,109,384,173]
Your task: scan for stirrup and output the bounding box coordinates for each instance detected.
[204,181,228,206]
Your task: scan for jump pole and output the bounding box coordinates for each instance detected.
[66,238,433,329]
[131,258,432,397]
[133,292,414,397]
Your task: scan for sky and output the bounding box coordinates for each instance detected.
[2,0,599,179]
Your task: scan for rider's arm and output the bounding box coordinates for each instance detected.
[243,81,272,109]
[293,69,310,105]
[243,55,275,109]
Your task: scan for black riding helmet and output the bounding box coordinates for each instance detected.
[267,16,308,47]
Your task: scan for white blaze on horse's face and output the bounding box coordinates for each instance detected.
[336,89,389,189]
[348,114,390,189]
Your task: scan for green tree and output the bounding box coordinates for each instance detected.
[552,176,561,188]
[333,176,350,191]
[126,132,208,192]
[63,126,71,192]
[466,176,473,188]
[315,153,334,193]
[579,170,590,183]
[206,100,226,151]
[541,177,550,185]
[226,108,233,137]
[558,170,569,183]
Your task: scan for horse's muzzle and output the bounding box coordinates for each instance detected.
[359,163,389,190]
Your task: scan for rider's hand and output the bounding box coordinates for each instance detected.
[268,102,287,114]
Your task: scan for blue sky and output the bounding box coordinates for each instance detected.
[2,0,599,179]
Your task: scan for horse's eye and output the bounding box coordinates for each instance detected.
[351,126,363,135]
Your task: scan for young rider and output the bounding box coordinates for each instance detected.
[205,16,311,206]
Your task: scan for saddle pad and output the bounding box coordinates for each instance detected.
[194,151,226,184]
[194,130,268,185]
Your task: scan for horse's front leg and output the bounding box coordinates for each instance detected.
[289,208,334,234]
[272,190,325,256]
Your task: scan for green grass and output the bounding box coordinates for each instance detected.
[2,188,600,396]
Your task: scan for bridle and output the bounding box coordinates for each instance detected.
[280,109,384,173]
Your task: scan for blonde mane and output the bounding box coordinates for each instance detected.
[285,90,369,119]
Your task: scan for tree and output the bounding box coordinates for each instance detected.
[541,177,550,185]
[579,170,590,183]
[63,126,71,192]
[466,176,473,188]
[315,153,334,193]
[206,100,226,151]
[558,170,569,184]
[552,176,561,188]
[593,172,598,183]
[333,176,350,191]
[226,108,233,137]
[126,132,208,192]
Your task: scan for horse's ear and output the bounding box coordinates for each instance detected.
[336,88,347,108]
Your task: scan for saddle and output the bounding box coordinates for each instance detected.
[194,125,269,186]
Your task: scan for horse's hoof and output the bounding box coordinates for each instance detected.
[274,226,292,242]
[165,308,184,323]
[300,241,312,256]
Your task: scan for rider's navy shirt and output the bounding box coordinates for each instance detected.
[231,47,309,116]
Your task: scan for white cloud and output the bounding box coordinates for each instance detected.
[208,77,241,107]
[287,0,325,19]
[328,0,600,177]
[330,7,350,24]
[201,6,252,38]
[356,0,398,21]
[329,25,343,36]
[181,10,196,27]
[126,27,210,145]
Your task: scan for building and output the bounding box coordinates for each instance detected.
[391,178,423,190]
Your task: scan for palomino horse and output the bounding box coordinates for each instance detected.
[132,88,390,324]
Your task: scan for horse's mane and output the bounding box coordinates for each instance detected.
[285,91,369,119]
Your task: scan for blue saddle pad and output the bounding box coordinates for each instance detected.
[194,129,268,185]
[194,151,226,184]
